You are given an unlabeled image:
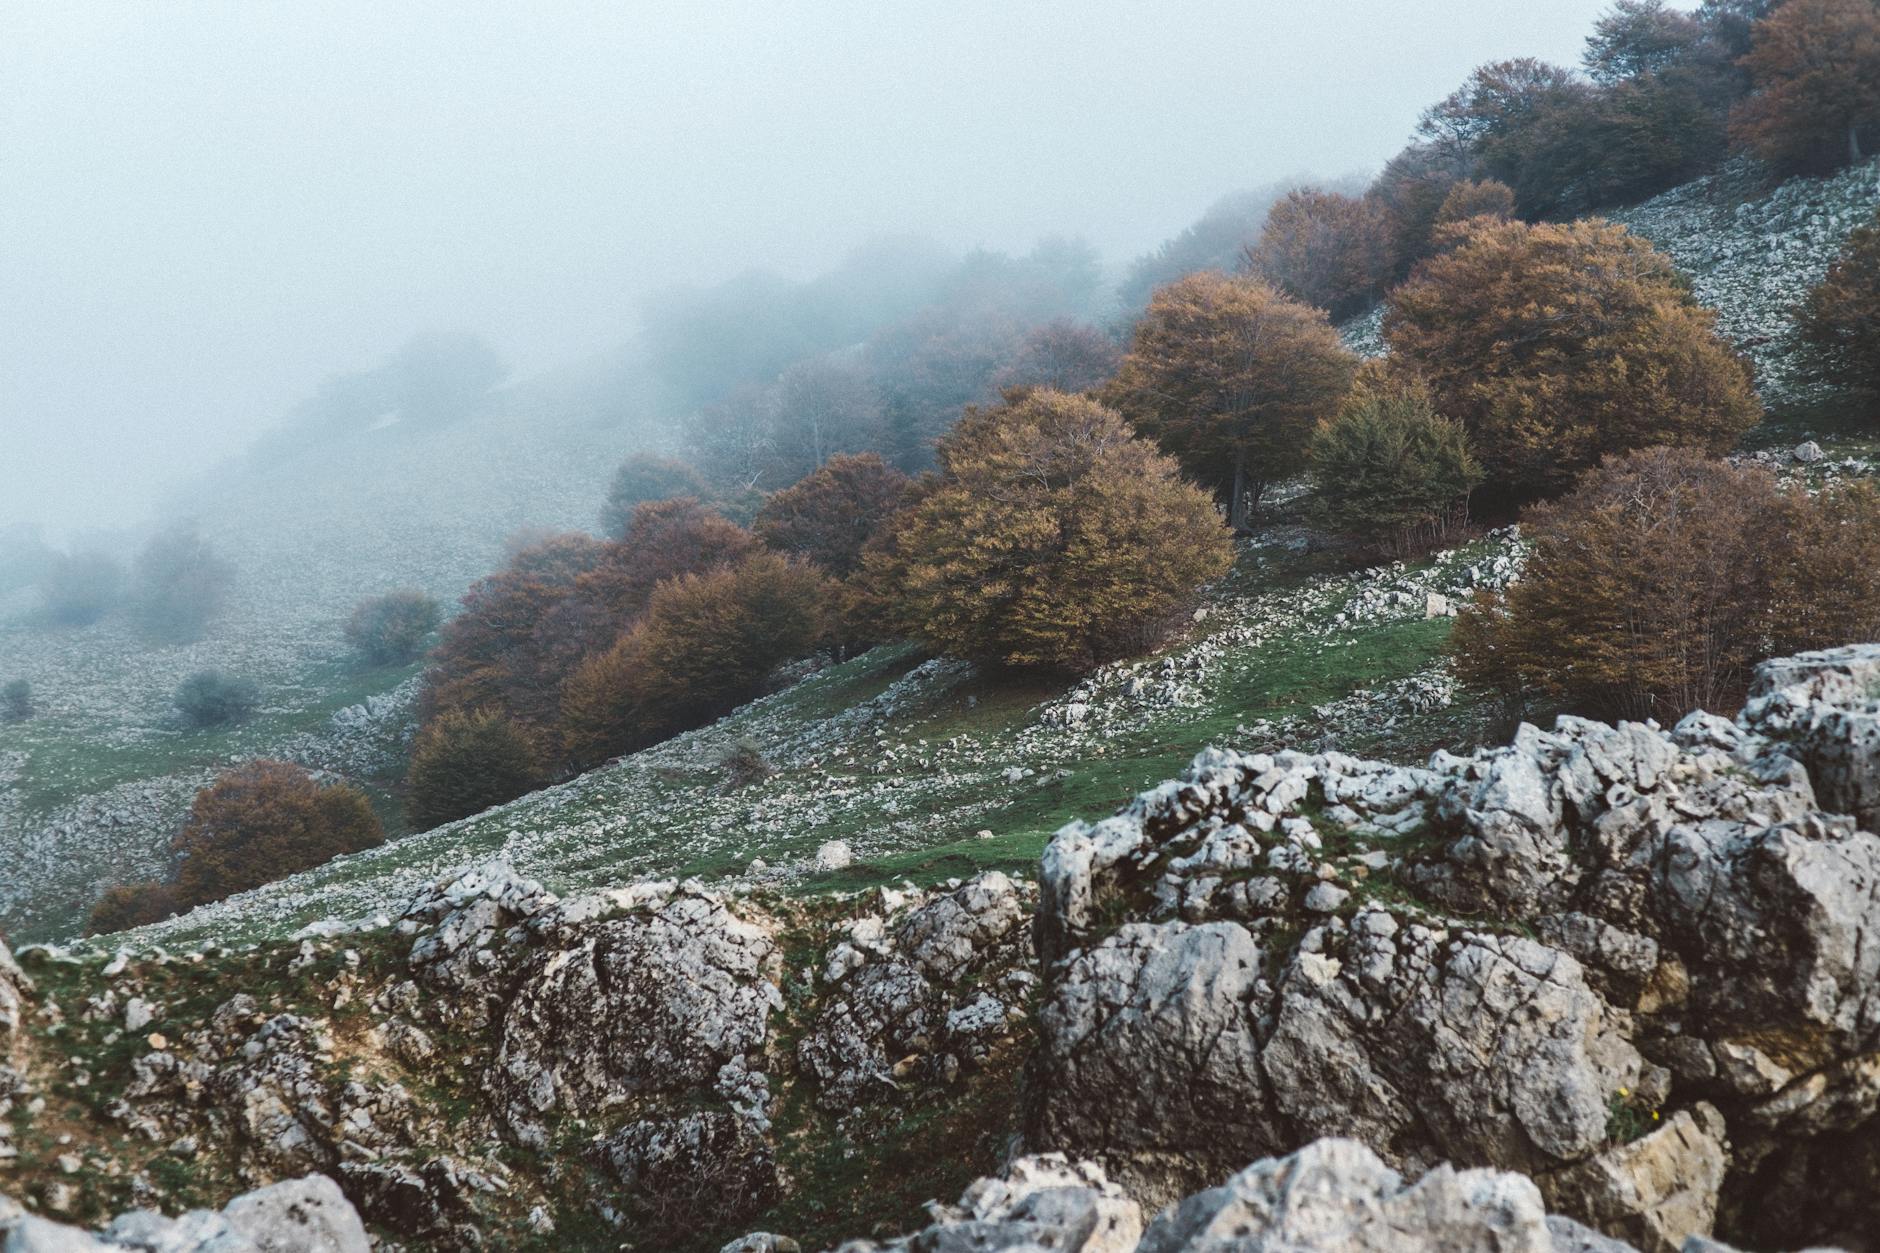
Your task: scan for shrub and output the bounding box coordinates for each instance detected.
[86,882,185,935]
[406,709,543,830]
[1106,272,1357,527]
[864,389,1234,671]
[1,679,31,723]
[37,550,123,626]
[1452,447,1880,722]
[1383,218,1761,501]
[1246,188,1395,319]
[753,453,910,578]
[1797,212,1880,393]
[718,737,777,789]
[344,590,441,666]
[598,454,711,539]
[1731,0,1880,171]
[129,521,235,643]
[1308,376,1482,553]
[171,760,383,907]
[561,553,831,766]
[174,670,258,729]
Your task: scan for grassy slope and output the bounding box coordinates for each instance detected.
[119,532,1516,951]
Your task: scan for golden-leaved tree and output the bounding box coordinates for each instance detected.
[1106,273,1357,528]
[864,388,1233,671]
[1452,446,1880,722]
[1384,218,1760,500]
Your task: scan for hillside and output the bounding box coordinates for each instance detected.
[0,358,657,941]
[93,155,1880,954]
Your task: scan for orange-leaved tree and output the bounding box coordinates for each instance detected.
[1452,447,1880,722]
[864,388,1233,671]
[1246,187,1395,319]
[1106,272,1357,528]
[1731,0,1880,171]
[1383,218,1760,501]
[753,453,910,578]
[560,552,831,767]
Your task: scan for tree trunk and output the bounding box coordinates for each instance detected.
[1230,448,1249,531]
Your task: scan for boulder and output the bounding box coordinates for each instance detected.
[0,1174,368,1253]
[489,885,782,1146]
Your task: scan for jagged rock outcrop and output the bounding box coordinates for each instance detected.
[1030,645,1880,1251]
[819,1152,1142,1253]
[798,872,1035,1111]
[802,1137,1794,1253]
[488,882,783,1150]
[0,1174,370,1252]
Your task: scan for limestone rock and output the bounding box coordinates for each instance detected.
[1540,1106,1729,1253]
[824,1153,1140,1252]
[489,885,781,1146]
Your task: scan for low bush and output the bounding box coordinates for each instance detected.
[86,882,185,935]
[1,679,31,723]
[174,670,259,729]
[344,589,442,666]
[170,760,384,907]
[406,709,543,830]
[718,737,777,789]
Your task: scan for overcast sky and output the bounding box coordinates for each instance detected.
[2,1,1626,539]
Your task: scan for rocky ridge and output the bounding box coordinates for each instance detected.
[1,644,1875,1251]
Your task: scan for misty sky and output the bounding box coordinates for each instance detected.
[3,1,1625,540]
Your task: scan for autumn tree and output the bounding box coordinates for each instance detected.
[1732,0,1880,171]
[1433,179,1517,236]
[864,389,1233,670]
[989,319,1122,396]
[1383,218,1760,500]
[554,498,760,667]
[171,760,383,907]
[1797,210,1880,392]
[421,532,609,731]
[344,589,441,666]
[1107,273,1356,528]
[407,709,543,830]
[1369,143,1477,275]
[598,453,710,538]
[753,453,910,577]
[1118,186,1293,311]
[1246,188,1395,319]
[1454,448,1880,722]
[1416,58,1602,218]
[1308,374,1482,553]
[560,553,830,766]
